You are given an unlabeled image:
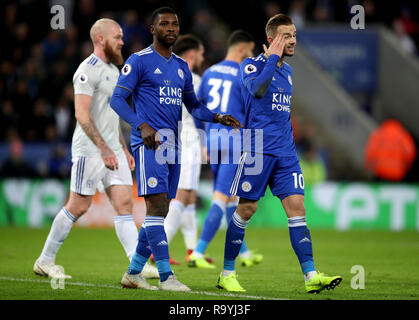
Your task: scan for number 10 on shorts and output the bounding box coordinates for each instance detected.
[292,172,304,189]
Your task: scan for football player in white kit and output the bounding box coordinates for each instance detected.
[33,18,158,279]
[162,34,208,264]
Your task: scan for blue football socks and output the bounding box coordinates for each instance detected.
[223,212,248,271]
[288,216,316,275]
[195,200,226,254]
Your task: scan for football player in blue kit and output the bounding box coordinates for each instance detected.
[188,30,263,269]
[110,7,242,292]
[216,14,342,294]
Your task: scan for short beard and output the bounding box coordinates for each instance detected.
[104,41,123,66]
[157,34,177,49]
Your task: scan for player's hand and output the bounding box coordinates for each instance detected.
[214,113,243,131]
[124,149,135,171]
[139,122,162,150]
[263,33,286,58]
[100,146,119,171]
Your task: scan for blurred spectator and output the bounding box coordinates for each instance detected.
[120,10,151,50]
[288,0,307,29]
[24,98,55,141]
[0,100,21,141]
[72,0,98,42]
[41,29,66,61]
[392,16,417,55]
[299,140,327,184]
[364,119,417,181]
[311,0,335,22]
[54,84,75,141]
[47,143,72,178]
[0,137,36,178]
[264,1,281,20]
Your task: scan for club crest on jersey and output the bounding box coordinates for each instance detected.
[241,181,252,192]
[121,64,131,76]
[177,68,184,79]
[78,73,88,83]
[288,75,292,85]
[148,177,158,188]
[244,64,257,74]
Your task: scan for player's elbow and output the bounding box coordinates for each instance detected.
[109,94,118,111]
[74,107,88,123]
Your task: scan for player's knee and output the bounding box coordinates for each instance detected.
[288,201,306,217]
[113,196,133,215]
[237,200,257,221]
[66,204,88,218]
[146,200,169,217]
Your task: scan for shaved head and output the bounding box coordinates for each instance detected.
[90,18,124,65]
[90,18,120,44]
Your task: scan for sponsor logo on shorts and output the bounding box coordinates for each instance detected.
[147,177,158,188]
[241,181,252,192]
[86,179,94,188]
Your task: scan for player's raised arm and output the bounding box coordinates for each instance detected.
[242,33,286,99]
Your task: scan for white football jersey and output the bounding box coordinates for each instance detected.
[180,72,202,145]
[71,53,122,157]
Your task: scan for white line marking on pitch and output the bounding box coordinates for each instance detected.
[0,276,287,300]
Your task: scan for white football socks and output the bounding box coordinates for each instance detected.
[181,203,198,250]
[39,207,77,265]
[164,200,185,243]
[113,214,138,261]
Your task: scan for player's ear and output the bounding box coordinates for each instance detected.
[150,24,155,35]
[98,34,105,46]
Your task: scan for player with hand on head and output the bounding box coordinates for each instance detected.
[110,7,242,292]
[188,30,263,269]
[33,18,159,281]
[161,34,206,265]
[216,14,342,294]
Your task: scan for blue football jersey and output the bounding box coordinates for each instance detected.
[198,60,245,135]
[240,53,296,157]
[115,45,195,151]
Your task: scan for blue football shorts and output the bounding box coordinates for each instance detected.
[133,145,181,199]
[207,134,242,197]
[231,152,305,201]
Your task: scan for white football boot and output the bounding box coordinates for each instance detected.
[33,258,72,279]
[121,272,158,290]
[158,275,191,292]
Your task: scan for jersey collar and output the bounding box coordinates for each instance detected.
[151,45,173,63]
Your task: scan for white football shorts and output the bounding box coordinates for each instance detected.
[178,141,201,191]
[70,152,133,195]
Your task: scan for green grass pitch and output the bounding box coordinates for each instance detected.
[0,226,418,300]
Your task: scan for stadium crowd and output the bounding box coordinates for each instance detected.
[0,0,418,180]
